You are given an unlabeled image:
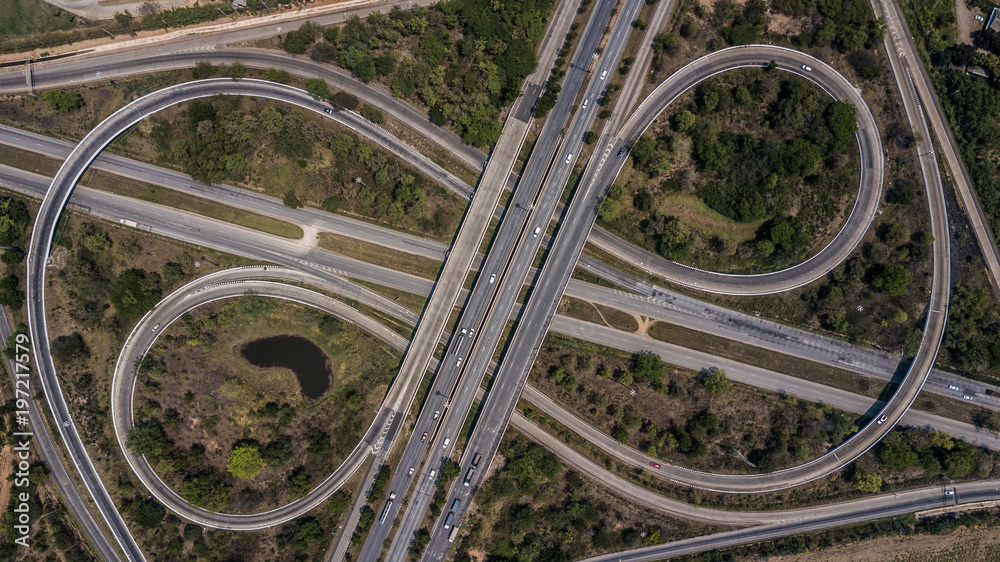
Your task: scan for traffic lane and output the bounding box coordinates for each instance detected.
[581,481,996,562]
[6,163,990,429]
[423,0,647,548]
[0,125,451,260]
[0,309,125,562]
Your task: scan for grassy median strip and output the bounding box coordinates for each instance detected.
[317,231,442,280]
[0,144,304,239]
[646,320,993,426]
[87,169,304,239]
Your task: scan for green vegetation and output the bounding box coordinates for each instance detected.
[41,89,84,112]
[152,97,459,238]
[0,195,29,311]
[0,0,76,42]
[677,510,1000,562]
[899,0,1000,382]
[110,268,163,317]
[533,336,864,472]
[132,298,398,513]
[600,68,859,272]
[227,444,265,479]
[300,2,555,147]
[450,433,713,559]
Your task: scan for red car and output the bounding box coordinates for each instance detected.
[650,461,660,469]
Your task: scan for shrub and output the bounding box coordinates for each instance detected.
[42,90,84,112]
[227,444,264,479]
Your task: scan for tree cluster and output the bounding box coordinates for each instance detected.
[41,89,84,112]
[294,2,552,147]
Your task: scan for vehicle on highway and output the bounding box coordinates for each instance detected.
[456,357,463,367]
[489,274,496,284]
[650,461,660,469]
[801,64,812,71]
[565,153,574,164]
[533,226,541,237]
[945,489,955,495]
[429,469,436,480]
[464,466,475,486]
[408,467,414,476]
[421,432,428,442]
[469,328,475,337]
[461,328,468,336]
[451,499,461,511]
[617,148,625,157]
[443,437,451,448]
[600,69,608,80]
[324,108,332,114]
[151,323,160,332]
[443,511,456,529]
[963,394,974,401]
[433,410,440,420]
[472,453,482,466]
[449,526,460,543]
[949,384,959,391]
[379,498,394,524]
[582,99,589,109]
[877,415,888,424]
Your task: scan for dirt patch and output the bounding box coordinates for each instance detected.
[768,13,812,36]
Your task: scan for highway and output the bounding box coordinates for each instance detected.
[350,0,586,556]
[109,267,1000,542]
[372,0,633,557]
[582,478,1000,561]
[4,125,998,410]
[422,47,945,562]
[2,3,979,560]
[870,0,1000,295]
[0,307,125,561]
[418,0,649,555]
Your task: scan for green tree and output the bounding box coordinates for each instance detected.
[42,90,84,112]
[872,264,909,296]
[632,352,666,385]
[126,418,169,457]
[583,131,598,144]
[674,110,696,132]
[50,333,89,364]
[306,78,331,100]
[110,269,163,317]
[825,101,858,149]
[288,469,312,499]
[227,444,265,479]
[134,499,165,528]
[283,191,303,209]
[701,368,732,396]
[361,104,385,124]
[0,196,30,245]
[852,467,882,493]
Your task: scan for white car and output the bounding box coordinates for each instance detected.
[876,415,888,424]
[600,70,608,80]
[565,154,574,164]
[489,273,496,284]
[975,14,984,22]
[948,384,959,391]
[963,394,974,401]
[801,64,812,72]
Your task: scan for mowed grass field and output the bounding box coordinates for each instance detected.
[0,0,76,42]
